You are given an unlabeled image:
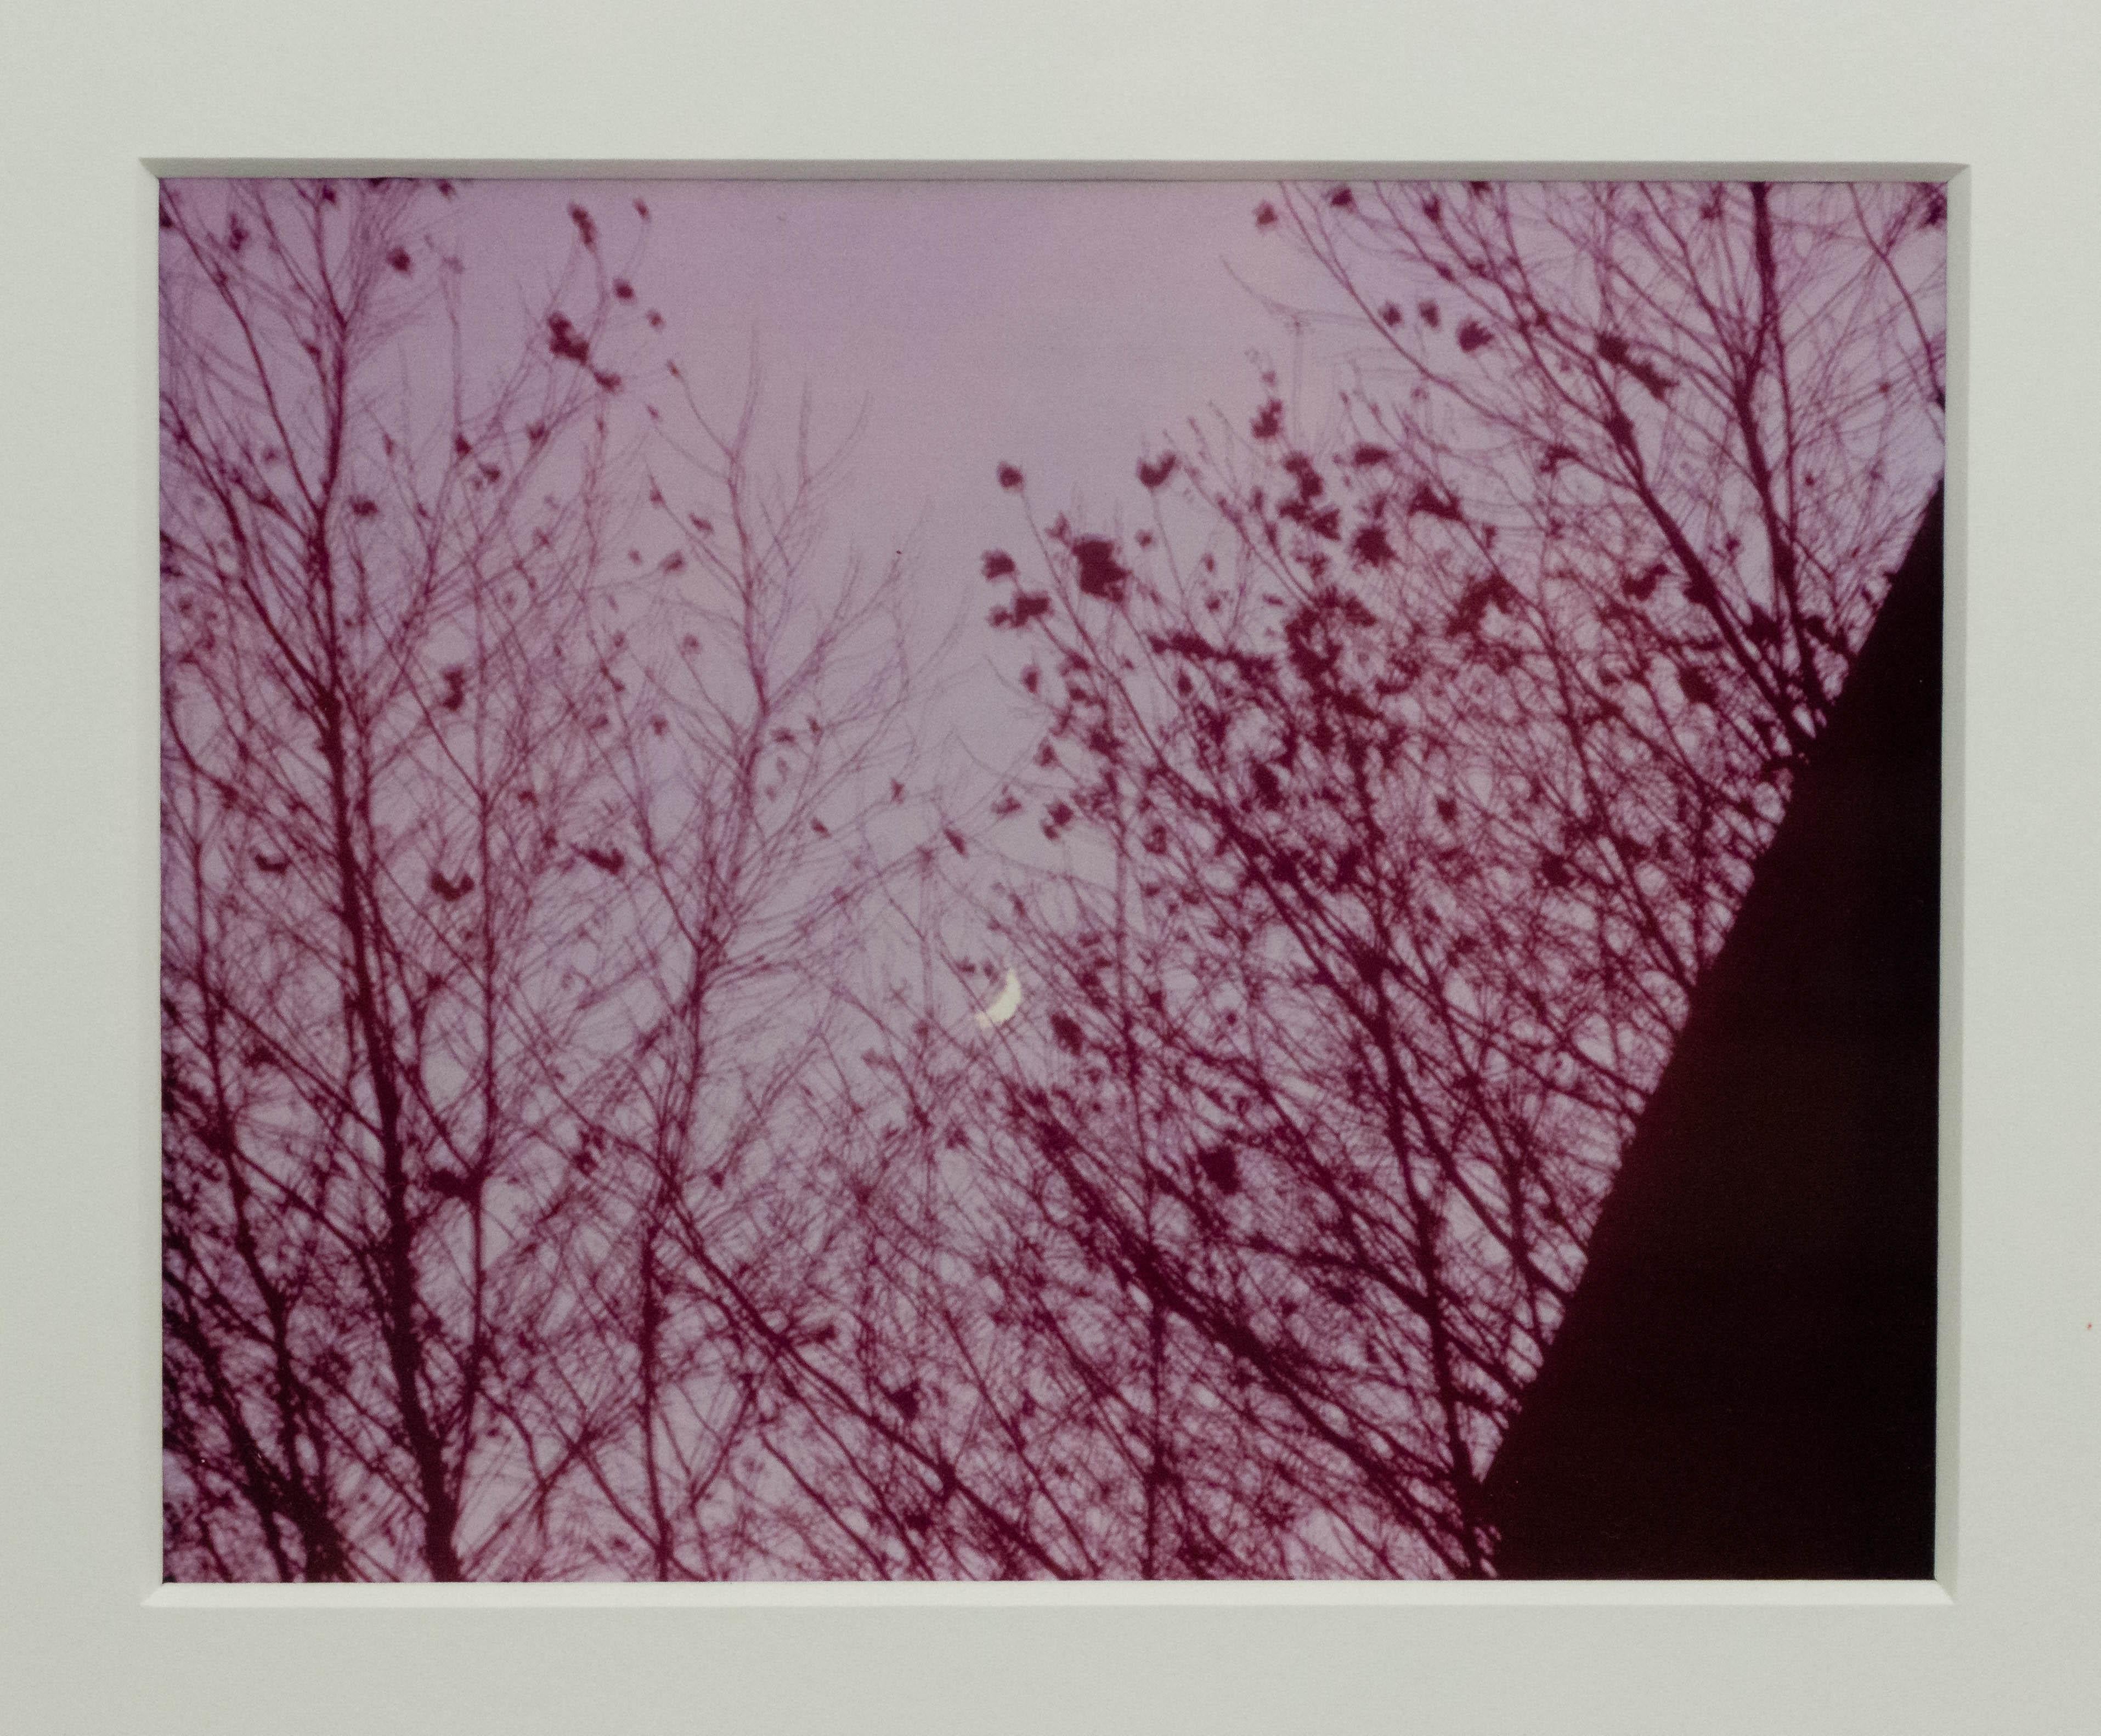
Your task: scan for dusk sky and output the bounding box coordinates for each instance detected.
[448,176,1338,637]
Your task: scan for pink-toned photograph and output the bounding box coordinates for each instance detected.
[159,176,1947,1581]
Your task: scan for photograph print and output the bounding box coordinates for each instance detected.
[159,175,1948,1581]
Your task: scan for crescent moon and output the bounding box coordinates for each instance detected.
[973,966,1023,1030]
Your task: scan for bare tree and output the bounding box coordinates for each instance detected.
[160,177,641,1577]
[160,179,926,1580]
[492,371,931,1579]
[940,179,1946,1574]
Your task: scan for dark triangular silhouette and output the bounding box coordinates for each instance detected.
[1484,485,1944,1578]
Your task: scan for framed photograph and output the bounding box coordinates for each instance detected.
[150,168,1947,1589]
[5,1,2098,1731]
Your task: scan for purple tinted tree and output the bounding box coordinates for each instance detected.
[494,370,929,1579]
[161,177,643,1577]
[160,180,924,1579]
[953,179,1946,1573]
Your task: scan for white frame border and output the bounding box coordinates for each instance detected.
[5,4,2094,1732]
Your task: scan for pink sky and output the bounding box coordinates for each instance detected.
[448,177,1332,624]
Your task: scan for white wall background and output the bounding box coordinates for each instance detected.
[3,2,2097,1732]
